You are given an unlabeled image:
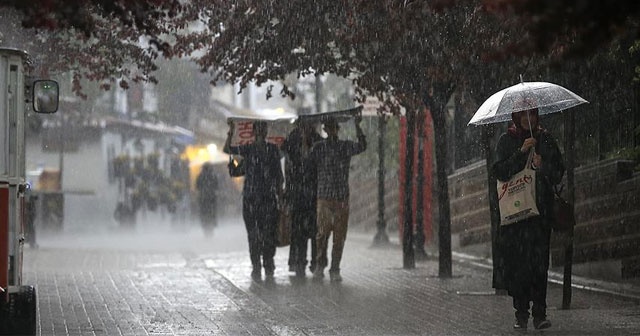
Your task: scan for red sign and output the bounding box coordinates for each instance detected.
[227,117,294,147]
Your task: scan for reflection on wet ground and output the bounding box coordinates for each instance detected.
[22,217,640,336]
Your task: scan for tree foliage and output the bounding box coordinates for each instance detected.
[4,1,640,101]
[5,0,181,38]
[482,0,640,59]
[5,0,640,273]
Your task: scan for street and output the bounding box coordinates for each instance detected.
[25,217,640,336]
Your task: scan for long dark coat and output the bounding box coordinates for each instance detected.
[282,128,322,210]
[492,127,565,297]
[196,163,218,226]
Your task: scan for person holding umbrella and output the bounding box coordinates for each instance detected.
[469,81,587,330]
[492,105,565,330]
[282,119,323,278]
[310,115,366,282]
[224,120,284,281]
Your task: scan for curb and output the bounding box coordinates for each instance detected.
[349,231,640,303]
[452,251,640,304]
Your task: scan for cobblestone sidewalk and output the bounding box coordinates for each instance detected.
[21,228,640,336]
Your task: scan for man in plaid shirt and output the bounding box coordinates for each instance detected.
[310,115,366,282]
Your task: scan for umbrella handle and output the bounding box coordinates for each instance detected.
[525,148,535,169]
[527,110,534,138]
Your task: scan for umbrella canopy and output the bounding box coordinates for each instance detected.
[297,106,363,124]
[224,106,363,151]
[468,82,588,126]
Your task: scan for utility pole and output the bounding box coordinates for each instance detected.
[562,108,576,309]
[315,75,322,114]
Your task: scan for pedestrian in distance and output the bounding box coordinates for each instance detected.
[310,115,366,282]
[282,119,323,278]
[195,162,219,236]
[492,108,565,330]
[224,120,284,281]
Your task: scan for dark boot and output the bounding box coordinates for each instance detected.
[532,302,550,329]
[251,268,261,281]
[533,318,551,330]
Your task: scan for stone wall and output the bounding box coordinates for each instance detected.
[447,158,640,280]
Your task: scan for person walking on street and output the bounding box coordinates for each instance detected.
[492,108,564,330]
[224,120,284,281]
[195,162,219,236]
[310,115,366,282]
[282,119,323,278]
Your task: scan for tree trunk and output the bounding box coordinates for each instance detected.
[402,109,416,269]
[424,86,454,278]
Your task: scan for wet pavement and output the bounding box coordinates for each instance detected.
[24,218,640,335]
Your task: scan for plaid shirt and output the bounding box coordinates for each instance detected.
[310,136,366,201]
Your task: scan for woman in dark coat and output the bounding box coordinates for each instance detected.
[492,108,564,330]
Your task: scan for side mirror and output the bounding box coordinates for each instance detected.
[32,80,59,113]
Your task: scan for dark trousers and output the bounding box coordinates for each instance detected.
[501,219,551,322]
[511,254,549,322]
[289,203,317,272]
[316,199,349,272]
[243,193,278,272]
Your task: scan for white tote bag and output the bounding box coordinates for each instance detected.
[497,150,540,226]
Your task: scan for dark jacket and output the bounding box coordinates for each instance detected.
[227,142,283,197]
[282,128,322,207]
[491,127,565,294]
[494,127,565,220]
